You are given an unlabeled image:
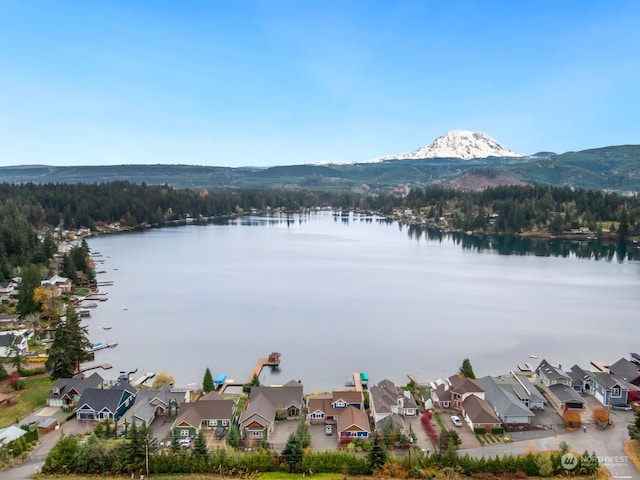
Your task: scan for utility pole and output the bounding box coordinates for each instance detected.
[145,439,150,479]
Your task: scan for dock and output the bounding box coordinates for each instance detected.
[219,352,281,394]
[248,352,281,382]
[132,372,156,387]
[80,363,113,372]
[352,372,363,392]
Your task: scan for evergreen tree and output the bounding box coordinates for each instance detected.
[191,430,208,460]
[17,264,42,317]
[226,424,240,448]
[46,305,92,379]
[367,433,388,473]
[281,433,303,471]
[202,367,214,394]
[458,358,476,379]
[295,414,311,448]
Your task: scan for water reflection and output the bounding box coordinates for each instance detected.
[406,224,638,262]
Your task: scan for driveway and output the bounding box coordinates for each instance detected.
[267,418,298,451]
[310,423,337,451]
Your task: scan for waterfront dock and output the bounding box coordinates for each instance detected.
[219,352,281,393]
[80,363,113,372]
[132,372,156,387]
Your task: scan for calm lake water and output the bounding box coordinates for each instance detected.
[85,213,640,392]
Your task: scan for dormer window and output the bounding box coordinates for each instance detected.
[612,386,621,398]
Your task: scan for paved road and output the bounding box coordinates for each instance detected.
[462,415,636,479]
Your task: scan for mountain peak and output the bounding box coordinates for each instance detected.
[375,130,524,161]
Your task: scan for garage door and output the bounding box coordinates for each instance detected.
[594,389,605,405]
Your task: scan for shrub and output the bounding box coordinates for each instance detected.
[491,427,504,435]
[563,409,582,428]
[592,407,610,425]
[474,428,486,434]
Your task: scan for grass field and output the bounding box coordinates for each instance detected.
[0,375,51,428]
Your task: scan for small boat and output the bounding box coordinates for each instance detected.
[103,326,112,330]
[529,355,538,359]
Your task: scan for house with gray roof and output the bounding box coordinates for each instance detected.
[121,383,189,426]
[535,359,584,411]
[502,373,546,410]
[239,380,303,443]
[608,357,640,386]
[76,381,136,421]
[584,371,631,407]
[477,376,535,425]
[47,372,103,408]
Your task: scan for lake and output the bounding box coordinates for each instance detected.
[85,213,640,392]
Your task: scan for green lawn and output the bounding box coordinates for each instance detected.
[0,375,52,428]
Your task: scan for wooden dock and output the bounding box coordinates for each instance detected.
[80,363,113,372]
[352,372,363,392]
[219,352,281,394]
[132,372,156,387]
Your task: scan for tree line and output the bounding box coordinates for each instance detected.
[1,182,638,282]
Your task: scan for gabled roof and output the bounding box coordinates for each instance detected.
[248,381,303,410]
[173,399,236,429]
[510,374,546,404]
[462,395,500,425]
[331,390,364,406]
[536,359,571,381]
[370,379,417,414]
[76,381,135,413]
[477,376,534,419]
[48,372,103,400]
[608,358,640,382]
[588,372,629,391]
[567,365,590,386]
[375,413,405,431]
[548,384,585,404]
[448,375,484,395]
[337,405,370,433]
[125,384,186,425]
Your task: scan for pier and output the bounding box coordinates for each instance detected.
[132,372,156,387]
[219,352,281,394]
[80,363,113,372]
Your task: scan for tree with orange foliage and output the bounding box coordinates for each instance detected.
[592,406,610,426]
[563,409,582,429]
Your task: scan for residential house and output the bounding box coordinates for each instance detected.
[171,393,236,441]
[369,379,417,435]
[239,380,303,442]
[47,372,103,408]
[535,359,584,410]
[566,365,588,393]
[501,373,546,410]
[122,383,189,427]
[584,372,631,407]
[0,281,15,303]
[41,275,73,294]
[337,405,370,442]
[76,381,136,421]
[461,394,502,431]
[0,330,30,358]
[431,374,484,410]
[608,357,640,386]
[307,390,364,424]
[477,376,534,425]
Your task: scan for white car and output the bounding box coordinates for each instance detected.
[325,425,333,435]
[451,415,463,427]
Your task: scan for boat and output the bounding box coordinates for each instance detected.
[103,326,112,330]
[529,354,538,359]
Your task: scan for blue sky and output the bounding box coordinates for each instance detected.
[0,1,639,167]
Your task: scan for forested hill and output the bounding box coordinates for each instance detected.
[1,144,639,192]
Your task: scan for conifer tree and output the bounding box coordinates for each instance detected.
[202,367,214,394]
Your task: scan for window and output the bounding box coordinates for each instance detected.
[181,429,189,437]
[222,420,227,426]
[208,420,217,427]
[612,386,621,398]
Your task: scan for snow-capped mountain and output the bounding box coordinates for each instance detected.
[375,131,524,161]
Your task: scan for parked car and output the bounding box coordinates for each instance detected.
[178,438,191,448]
[325,425,333,435]
[451,415,463,427]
